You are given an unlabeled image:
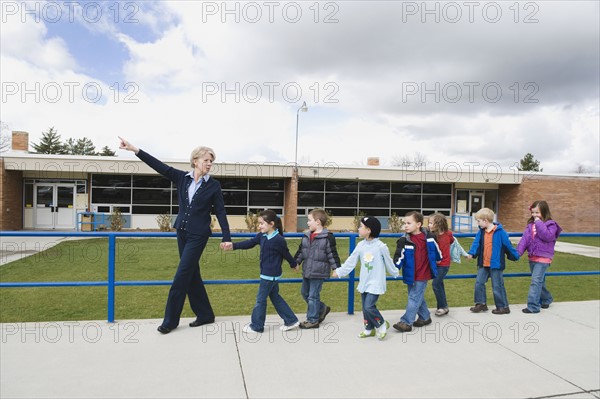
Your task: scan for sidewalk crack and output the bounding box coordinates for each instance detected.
[232,322,249,399]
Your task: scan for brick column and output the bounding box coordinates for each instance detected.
[0,158,24,230]
[284,169,299,232]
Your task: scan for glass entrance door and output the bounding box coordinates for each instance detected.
[34,183,76,229]
[470,193,484,216]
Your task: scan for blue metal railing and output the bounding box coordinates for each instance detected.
[1,231,598,322]
[452,215,474,233]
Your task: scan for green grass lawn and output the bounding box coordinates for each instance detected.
[1,237,599,323]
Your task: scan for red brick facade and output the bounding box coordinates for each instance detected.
[0,158,24,230]
[499,175,600,232]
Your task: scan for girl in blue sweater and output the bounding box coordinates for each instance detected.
[226,210,300,333]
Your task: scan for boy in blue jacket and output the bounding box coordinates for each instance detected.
[393,211,442,332]
[467,208,520,315]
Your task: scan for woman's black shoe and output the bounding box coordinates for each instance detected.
[157,325,172,334]
[189,319,215,328]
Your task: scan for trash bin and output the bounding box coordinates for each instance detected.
[81,214,94,231]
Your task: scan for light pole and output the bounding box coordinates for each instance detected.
[294,101,308,170]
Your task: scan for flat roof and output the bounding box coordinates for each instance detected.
[4,152,597,185]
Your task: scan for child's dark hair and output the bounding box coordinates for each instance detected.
[405,211,424,226]
[527,200,553,223]
[259,210,284,233]
[428,212,449,237]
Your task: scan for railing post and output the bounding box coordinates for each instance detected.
[347,233,357,315]
[107,233,116,323]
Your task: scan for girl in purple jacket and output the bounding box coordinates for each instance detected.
[517,201,562,313]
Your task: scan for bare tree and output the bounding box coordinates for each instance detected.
[0,121,10,153]
[574,164,589,174]
[392,152,428,168]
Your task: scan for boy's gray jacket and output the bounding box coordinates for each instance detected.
[294,230,341,278]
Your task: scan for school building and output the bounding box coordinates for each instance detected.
[1,132,599,233]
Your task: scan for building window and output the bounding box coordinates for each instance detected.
[92,187,131,204]
[391,194,421,209]
[326,180,358,192]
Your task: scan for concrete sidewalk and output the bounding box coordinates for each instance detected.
[2,301,599,399]
[0,235,96,266]
[507,238,600,258]
[554,242,600,258]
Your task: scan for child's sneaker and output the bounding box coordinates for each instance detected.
[376,321,390,340]
[318,306,331,323]
[242,324,261,334]
[435,308,449,316]
[299,320,320,329]
[470,303,489,313]
[280,321,300,331]
[413,318,432,327]
[393,321,412,332]
[358,329,376,338]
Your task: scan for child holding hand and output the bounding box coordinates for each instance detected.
[517,201,562,313]
[333,216,399,340]
[224,210,300,333]
[294,209,341,329]
[393,211,441,332]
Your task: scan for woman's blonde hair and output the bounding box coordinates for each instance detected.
[190,146,216,168]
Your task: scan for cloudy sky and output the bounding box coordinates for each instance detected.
[2,0,599,174]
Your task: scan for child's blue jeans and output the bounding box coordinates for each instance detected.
[361,292,384,330]
[301,278,326,323]
[250,278,298,332]
[527,261,553,312]
[474,266,509,309]
[432,266,449,309]
[401,281,430,325]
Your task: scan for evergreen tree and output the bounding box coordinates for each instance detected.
[98,146,116,156]
[31,127,66,154]
[518,153,543,172]
[65,137,96,155]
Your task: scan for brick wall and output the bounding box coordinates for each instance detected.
[499,175,600,233]
[0,158,24,230]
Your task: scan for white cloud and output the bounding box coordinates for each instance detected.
[0,13,76,71]
[1,1,598,175]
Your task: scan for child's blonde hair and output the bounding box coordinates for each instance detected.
[474,208,495,222]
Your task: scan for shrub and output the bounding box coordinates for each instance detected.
[110,207,124,231]
[324,209,334,228]
[388,212,405,233]
[245,210,260,232]
[156,213,173,232]
[352,211,367,232]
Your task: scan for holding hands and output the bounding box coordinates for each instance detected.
[221,242,233,251]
